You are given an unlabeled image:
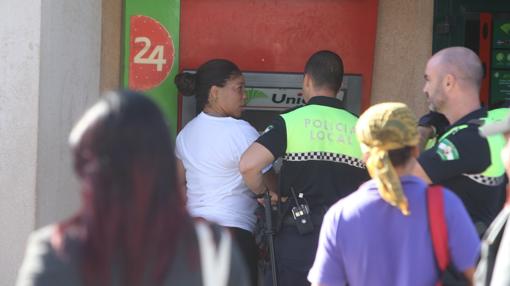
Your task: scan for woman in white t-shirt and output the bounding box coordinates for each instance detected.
[174,59,260,286]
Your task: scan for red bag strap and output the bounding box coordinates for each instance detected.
[427,185,450,283]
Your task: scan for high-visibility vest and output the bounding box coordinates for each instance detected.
[481,107,510,181]
[280,104,364,167]
[435,108,509,185]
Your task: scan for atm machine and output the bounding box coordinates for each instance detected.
[178,72,362,131]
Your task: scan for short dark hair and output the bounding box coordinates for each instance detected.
[304,50,344,94]
[175,59,242,110]
[388,146,413,167]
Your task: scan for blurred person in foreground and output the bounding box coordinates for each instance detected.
[475,115,510,286]
[308,102,480,286]
[16,90,249,286]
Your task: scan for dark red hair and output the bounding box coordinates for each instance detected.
[55,90,196,286]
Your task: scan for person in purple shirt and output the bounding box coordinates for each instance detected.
[308,102,480,286]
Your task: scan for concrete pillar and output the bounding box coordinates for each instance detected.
[100,0,122,91]
[0,0,101,284]
[371,0,434,114]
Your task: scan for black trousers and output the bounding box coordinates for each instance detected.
[229,227,258,286]
[263,224,321,286]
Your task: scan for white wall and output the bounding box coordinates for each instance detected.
[0,0,101,285]
[37,0,102,227]
[0,1,41,285]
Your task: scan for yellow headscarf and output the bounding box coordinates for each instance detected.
[356,102,419,215]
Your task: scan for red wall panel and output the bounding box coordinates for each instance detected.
[180,0,378,110]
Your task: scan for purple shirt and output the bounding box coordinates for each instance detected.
[308,176,480,286]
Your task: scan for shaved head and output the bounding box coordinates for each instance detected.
[430,47,483,90]
[423,47,483,123]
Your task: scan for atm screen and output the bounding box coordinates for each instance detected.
[178,71,362,132]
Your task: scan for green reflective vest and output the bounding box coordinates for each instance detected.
[424,137,437,150]
[488,107,510,121]
[281,104,363,164]
[482,107,510,178]
[435,108,509,183]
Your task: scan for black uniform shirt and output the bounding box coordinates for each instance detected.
[256,96,369,211]
[418,107,506,228]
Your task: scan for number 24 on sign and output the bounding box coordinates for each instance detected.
[133,37,166,72]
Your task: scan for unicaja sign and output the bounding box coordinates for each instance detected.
[244,87,346,110]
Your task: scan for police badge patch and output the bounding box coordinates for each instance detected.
[436,139,460,161]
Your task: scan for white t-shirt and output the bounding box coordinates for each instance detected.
[176,112,259,232]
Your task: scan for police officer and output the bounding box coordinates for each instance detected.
[413,47,507,234]
[240,50,369,286]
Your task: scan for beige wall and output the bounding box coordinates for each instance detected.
[370,0,434,114]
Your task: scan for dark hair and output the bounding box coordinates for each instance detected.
[175,59,242,110]
[304,50,344,94]
[388,146,413,167]
[59,90,194,286]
